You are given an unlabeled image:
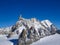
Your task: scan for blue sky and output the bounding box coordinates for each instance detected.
[0,0,60,29]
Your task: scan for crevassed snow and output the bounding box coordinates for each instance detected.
[31,33,60,45]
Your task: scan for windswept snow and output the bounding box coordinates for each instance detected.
[31,33,60,45]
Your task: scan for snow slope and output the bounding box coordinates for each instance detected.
[31,33,60,45]
[0,35,13,45]
[0,40,13,45]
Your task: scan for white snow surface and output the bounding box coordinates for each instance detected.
[0,40,13,45]
[8,34,19,40]
[31,33,60,45]
[0,35,13,45]
[0,35,7,40]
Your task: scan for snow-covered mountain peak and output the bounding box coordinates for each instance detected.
[0,17,57,38]
[0,16,58,45]
[41,19,52,28]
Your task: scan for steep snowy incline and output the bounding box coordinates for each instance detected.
[31,33,60,45]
